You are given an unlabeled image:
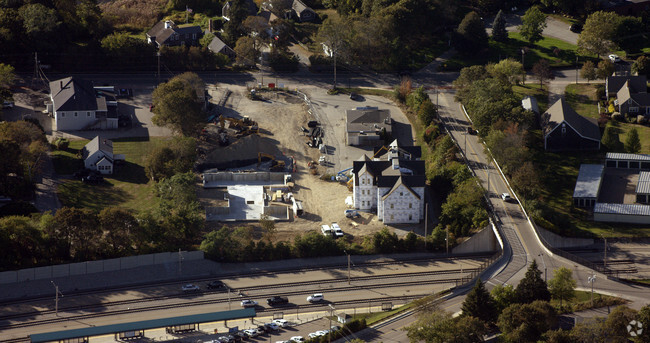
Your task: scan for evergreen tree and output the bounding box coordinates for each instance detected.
[462,278,497,323]
[492,10,507,42]
[602,125,623,152]
[515,260,550,303]
[626,128,642,153]
[454,11,488,55]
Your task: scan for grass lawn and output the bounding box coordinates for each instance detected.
[513,83,549,113]
[565,83,600,120]
[51,137,171,213]
[441,32,591,71]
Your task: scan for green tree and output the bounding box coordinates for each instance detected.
[580,61,597,83]
[570,318,608,342]
[437,179,488,237]
[625,128,642,153]
[519,6,547,44]
[578,11,621,57]
[497,300,557,342]
[462,278,497,323]
[636,304,650,343]
[597,59,615,79]
[532,59,554,88]
[222,0,250,45]
[46,207,101,261]
[0,63,16,101]
[454,11,488,55]
[19,4,59,36]
[492,9,507,42]
[543,329,579,343]
[234,36,260,66]
[491,283,517,313]
[632,56,650,77]
[101,32,155,70]
[259,214,276,241]
[200,32,215,48]
[487,58,524,85]
[603,306,638,342]
[548,267,576,307]
[151,73,205,136]
[512,161,541,200]
[406,86,428,111]
[0,215,45,269]
[515,260,551,303]
[418,100,437,126]
[99,207,138,256]
[602,124,623,152]
[406,306,488,343]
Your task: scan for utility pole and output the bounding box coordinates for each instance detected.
[328,304,335,343]
[344,250,351,285]
[521,49,526,83]
[333,53,337,90]
[157,52,161,84]
[588,275,596,306]
[603,236,607,269]
[51,281,62,316]
[424,203,428,249]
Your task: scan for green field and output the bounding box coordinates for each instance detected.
[51,137,171,213]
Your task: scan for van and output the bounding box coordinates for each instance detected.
[321,225,332,237]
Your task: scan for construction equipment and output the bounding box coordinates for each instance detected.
[307,160,319,169]
[336,167,352,182]
[346,177,354,191]
[258,152,286,171]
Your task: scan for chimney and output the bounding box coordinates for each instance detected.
[165,20,173,29]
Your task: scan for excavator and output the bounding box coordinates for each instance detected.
[220,116,259,137]
[258,152,286,171]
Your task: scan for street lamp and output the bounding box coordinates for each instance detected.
[328,304,335,343]
[538,253,547,283]
[521,49,526,83]
[51,281,63,316]
[588,275,596,305]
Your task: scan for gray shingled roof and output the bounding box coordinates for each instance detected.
[606,152,650,161]
[607,75,647,95]
[346,107,391,133]
[83,136,113,160]
[50,77,98,112]
[292,0,312,13]
[208,36,234,56]
[542,98,600,141]
[595,202,650,216]
[573,164,604,199]
[631,93,650,107]
[637,171,650,194]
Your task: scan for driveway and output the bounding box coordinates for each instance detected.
[484,10,578,45]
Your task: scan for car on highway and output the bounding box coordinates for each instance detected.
[267,295,289,306]
[331,223,344,238]
[501,193,512,202]
[307,293,324,303]
[609,54,621,63]
[290,337,305,342]
[241,299,258,308]
[206,280,227,290]
[273,319,290,327]
[181,284,200,293]
[243,329,259,337]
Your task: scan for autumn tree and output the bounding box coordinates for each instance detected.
[99,207,138,256]
[487,58,524,85]
[532,59,554,88]
[632,56,650,77]
[234,36,260,66]
[462,279,497,323]
[580,60,597,83]
[515,260,551,303]
[492,9,507,42]
[519,6,547,44]
[151,73,205,136]
[512,161,541,200]
[578,11,621,57]
[625,128,641,153]
[548,267,576,307]
[597,59,615,79]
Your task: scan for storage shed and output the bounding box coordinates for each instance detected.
[594,202,650,224]
[605,152,650,170]
[573,164,604,208]
[637,172,650,203]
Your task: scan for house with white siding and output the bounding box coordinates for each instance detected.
[82,136,124,174]
[48,77,119,131]
[351,140,425,224]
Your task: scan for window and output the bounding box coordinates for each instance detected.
[409,203,412,208]
[361,179,365,185]
[631,107,639,113]
[400,192,403,196]
[561,123,566,134]
[61,113,65,117]
[87,112,91,117]
[409,214,412,220]
[390,204,394,209]
[74,112,78,117]
[390,215,394,220]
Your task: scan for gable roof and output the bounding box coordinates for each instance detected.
[352,141,425,191]
[259,10,279,24]
[617,80,633,105]
[631,93,650,107]
[208,36,235,55]
[542,98,600,141]
[381,176,421,200]
[292,0,313,13]
[50,77,99,112]
[83,136,113,160]
[147,20,202,45]
[606,75,647,95]
[346,107,391,133]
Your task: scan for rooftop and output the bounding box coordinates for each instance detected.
[573,164,605,199]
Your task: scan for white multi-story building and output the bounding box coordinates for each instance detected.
[351,140,425,224]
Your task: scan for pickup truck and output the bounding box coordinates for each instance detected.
[267,295,289,306]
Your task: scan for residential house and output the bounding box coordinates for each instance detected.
[346,107,392,146]
[607,0,650,16]
[259,10,279,37]
[222,0,258,21]
[606,75,647,98]
[207,35,236,60]
[521,96,540,115]
[82,136,115,174]
[48,77,119,131]
[146,20,202,47]
[541,98,601,151]
[351,140,425,224]
[616,80,650,116]
[289,0,316,22]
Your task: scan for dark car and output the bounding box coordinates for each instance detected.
[349,92,360,101]
[307,120,320,128]
[569,24,582,33]
[267,295,289,306]
[467,127,477,135]
[82,174,104,184]
[206,280,227,290]
[73,169,91,180]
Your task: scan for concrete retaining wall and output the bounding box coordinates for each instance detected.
[0,251,205,284]
[452,226,498,254]
[203,171,286,184]
[264,205,290,219]
[537,226,594,248]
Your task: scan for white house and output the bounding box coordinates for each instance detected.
[48,77,119,131]
[351,140,425,224]
[82,136,115,174]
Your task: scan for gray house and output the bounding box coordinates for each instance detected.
[606,75,647,98]
[346,107,392,146]
[82,136,115,174]
[290,0,316,22]
[616,80,650,116]
[541,98,600,151]
[147,20,203,47]
[207,36,236,60]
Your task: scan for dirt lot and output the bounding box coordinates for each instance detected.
[199,87,414,243]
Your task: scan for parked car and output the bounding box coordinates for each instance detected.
[267,295,289,306]
[308,331,326,339]
[349,92,360,101]
[467,126,477,135]
[609,54,621,63]
[321,224,332,237]
[331,325,341,332]
[307,293,324,303]
[233,331,248,340]
[501,193,512,202]
[344,209,360,218]
[264,322,280,332]
[218,335,235,342]
[256,325,268,334]
[273,319,290,327]
[241,299,258,308]
[331,223,344,238]
[243,329,258,337]
[181,284,200,293]
[207,280,227,290]
[290,337,305,342]
[569,23,582,33]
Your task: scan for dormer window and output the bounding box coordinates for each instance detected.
[561,123,566,134]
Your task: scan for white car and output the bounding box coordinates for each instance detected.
[290,337,305,342]
[308,332,323,339]
[264,322,280,331]
[241,299,258,308]
[273,319,290,327]
[243,329,259,337]
[331,223,344,238]
[609,54,620,62]
[501,193,512,202]
[307,293,324,302]
[181,284,200,292]
[321,224,332,237]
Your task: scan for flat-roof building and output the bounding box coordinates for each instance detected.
[573,164,604,208]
